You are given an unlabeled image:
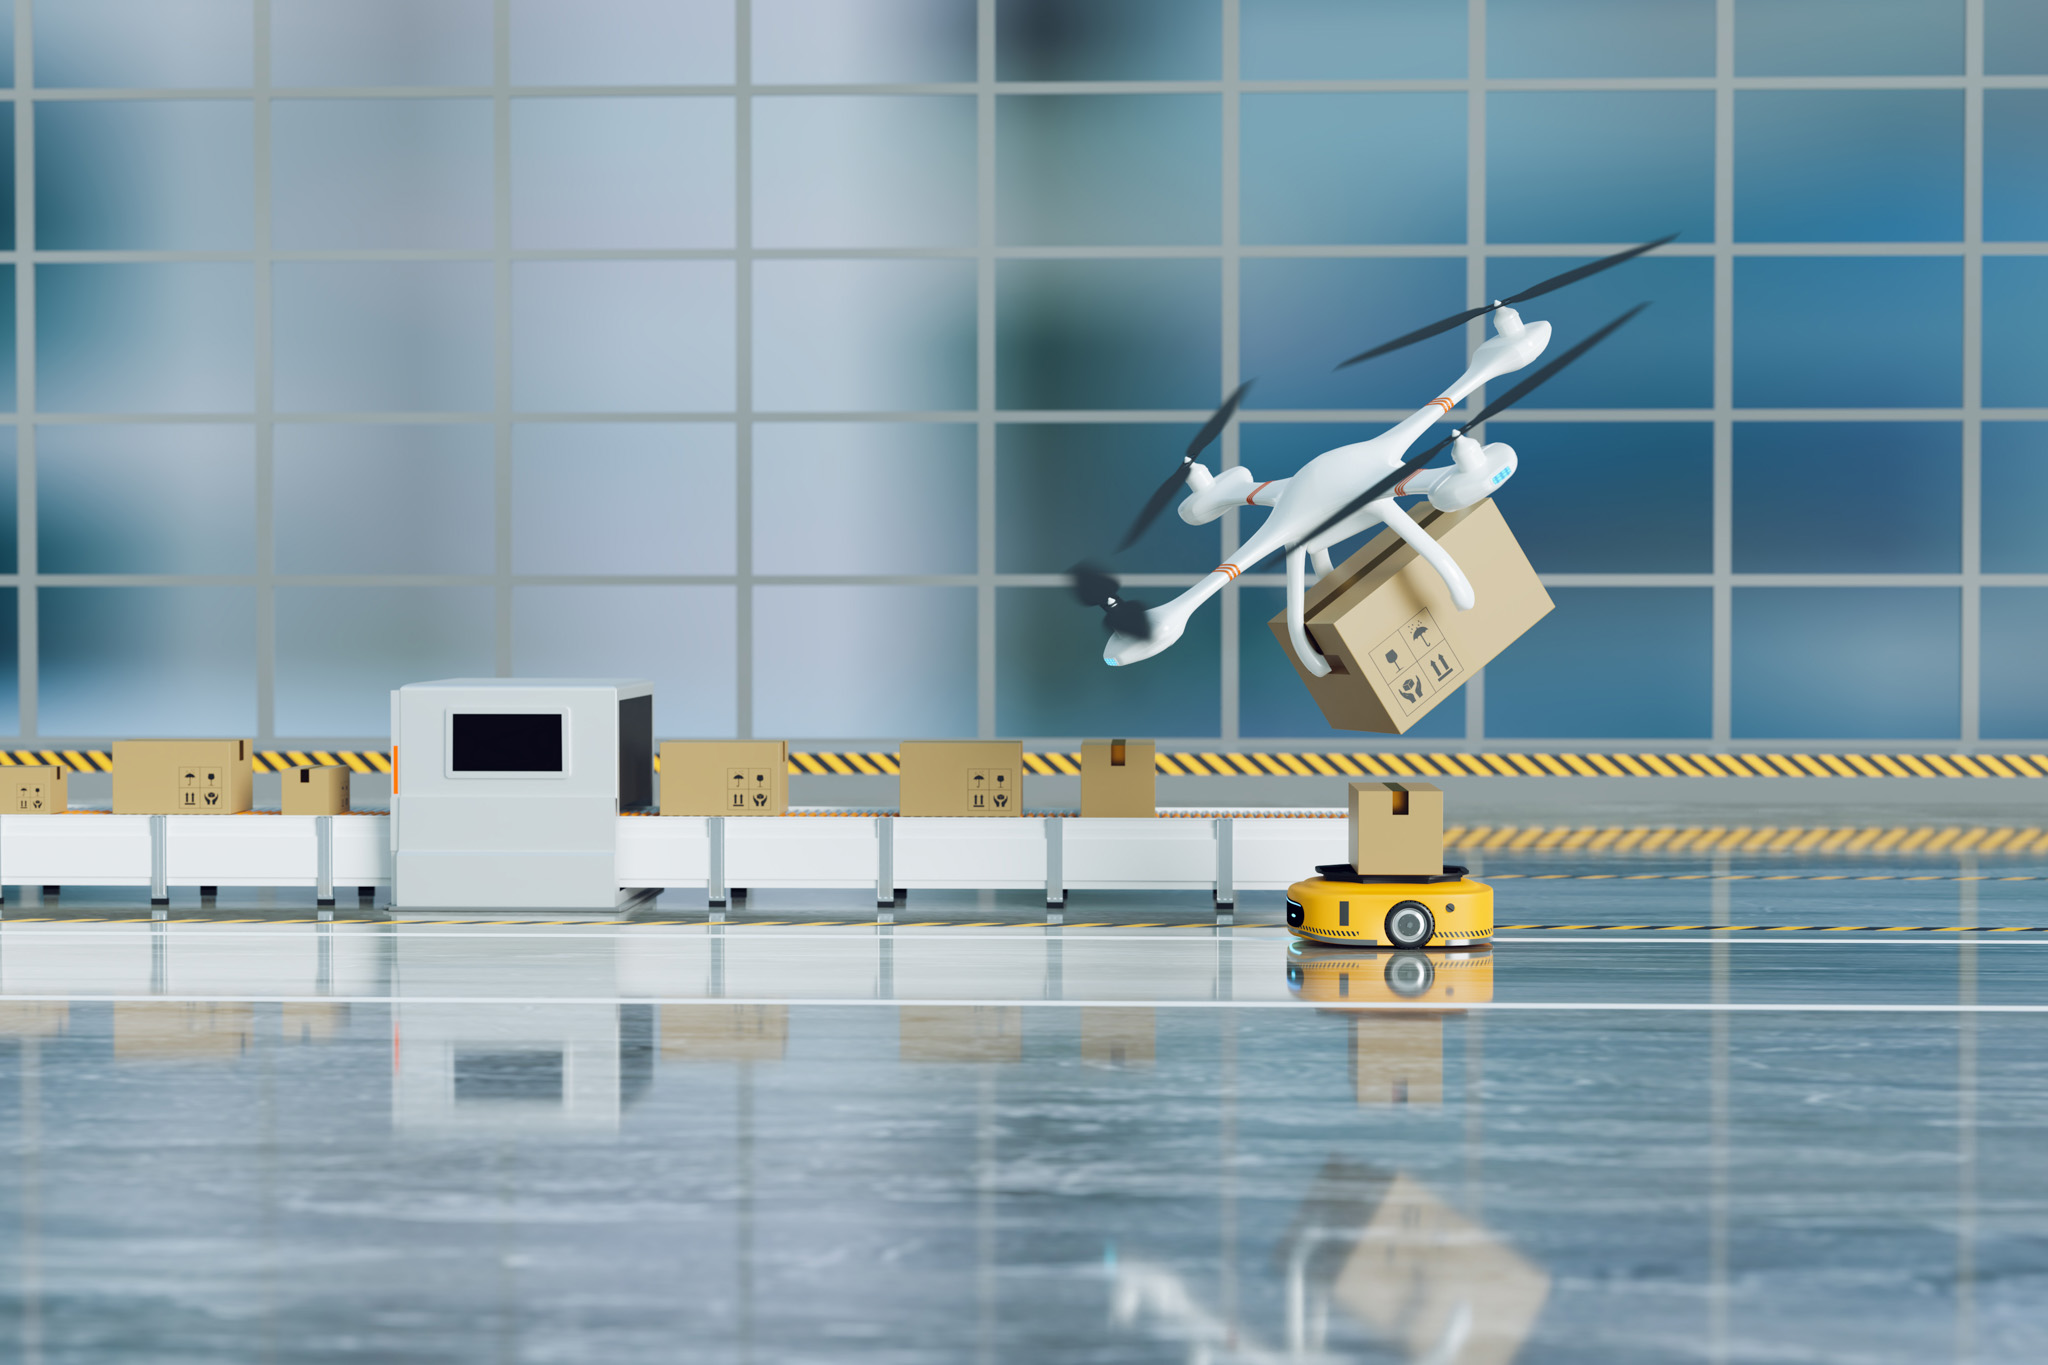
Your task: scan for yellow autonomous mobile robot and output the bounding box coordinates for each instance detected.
[1284,862,1493,949]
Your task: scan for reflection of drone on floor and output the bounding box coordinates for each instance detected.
[1074,235,1672,679]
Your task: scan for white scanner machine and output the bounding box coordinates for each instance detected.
[391,678,653,909]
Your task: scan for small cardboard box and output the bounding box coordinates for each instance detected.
[899,740,1022,817]
[282,764,350,815]
[660,740,789,816]
[1269,499,1552,733]
[8,764,68,813]
[1080,739,1156,818]
[1349,780,1444,876]
[112,739,253,815]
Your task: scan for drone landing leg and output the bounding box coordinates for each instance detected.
[1285,547,1334,679]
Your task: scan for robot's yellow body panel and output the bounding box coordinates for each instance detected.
[1283,874,1493,949]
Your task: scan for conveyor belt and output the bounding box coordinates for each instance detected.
[6,748,2046,780]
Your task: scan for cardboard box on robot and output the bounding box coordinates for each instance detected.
[1349,780,1444,877]
[8,763,68,813]
[1269,499,1551,734]
[282,764,350,815]
[1080,739,1156,818]
[660,740,790,816]
[111,739,254,815]
[898,740,1022,817]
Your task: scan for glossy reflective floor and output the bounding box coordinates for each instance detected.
[3,851,2047,1363]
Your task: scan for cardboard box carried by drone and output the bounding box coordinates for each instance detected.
[1080,739,1156,818]
[112,739,254,815]
[899,740,1022,817]
[1270,499,1551,733]
[1349,780,1444,876]
[8,763,67,813]
[660,740,790,816]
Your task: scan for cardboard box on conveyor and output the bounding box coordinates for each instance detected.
[1269,500,1551,733]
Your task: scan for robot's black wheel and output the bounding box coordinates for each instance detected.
[1384,900,1434,949]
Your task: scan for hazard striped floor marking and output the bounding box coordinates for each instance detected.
[1483,871,2048,882]
[9,748,2047,782]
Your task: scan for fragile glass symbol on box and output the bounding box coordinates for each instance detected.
[967,768,1013,811]
[726,768,774,810]
[1371,610,1464,714]
[179,767,227,808]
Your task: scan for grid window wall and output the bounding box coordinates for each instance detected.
[3,0,2046,751]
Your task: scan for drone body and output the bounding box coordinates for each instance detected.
[1106,305,1547,678]
[1076,234,1671,681]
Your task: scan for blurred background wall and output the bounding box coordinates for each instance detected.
[0,0,2044,751]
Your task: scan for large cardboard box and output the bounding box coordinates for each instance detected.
[1080,739,1156,818]
[660,740,789,816]
[1349,780,1444,876]
[112,739,253,815]
[282,764,350,815]
[1269,499,1551,733]
[8,764,68,813]
[899,740,1022,817]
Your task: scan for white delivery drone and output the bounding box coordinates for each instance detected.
[1074,235,1672,677]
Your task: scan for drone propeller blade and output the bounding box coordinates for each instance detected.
[1116,381,1253,552]
[1333,233,1674,370]
[1294,303,1648,552]
[1068,561,1154,640]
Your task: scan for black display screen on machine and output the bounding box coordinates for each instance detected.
[452,713,564,772]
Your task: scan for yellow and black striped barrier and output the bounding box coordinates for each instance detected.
[6,748,2048,782]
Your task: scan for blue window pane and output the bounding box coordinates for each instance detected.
[998,260,1219,411]
[0,107,12,245]
[997,587,1219,737]
[1984,259,2048,408]
[36,0,252,87]
[1982,423,2048,573]
[37,101,250,251]
[998,96,1219,247]
[997,425,1223,576]
[1986,92,2048,241]
[272,100,493,250]
[513,586,737,738]
[1987,0,2048,74]
[38,264,252,414]
[515,98,733,250]
[514,261,736,413]
[38,425,255,574]
[1241,0,1463,79]
[1736,92,1962,242]
[275,587,494,739]
[0,429,16,571]
[755,586,976,738]
[274,263,493,413]
[1486,255,1712,408]
[272,0,492,86]
[1732,587,1958,740]
[1242,257,1466,411]
[509,0,732,85]
[1489,422,1712,572]
[1241,94,1463,246]
[1238,585,1465,739]
[276,424,494,575]
[1733,423,1958,572]
[516,423,735,576]
[0,592,17,733]
[754,424,972,576]
[1489,0,1713,77]
[755,260,976,412]
[1982,589,2048,739]
[754,0,975,82]
[755,96,972,250]
[1485,588,1712,739]
[997,0,1218,80]
[1734,0,1962,75]
[1488,93,1713,245]
[1734,257,1960,409]
[40,587,257,737]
